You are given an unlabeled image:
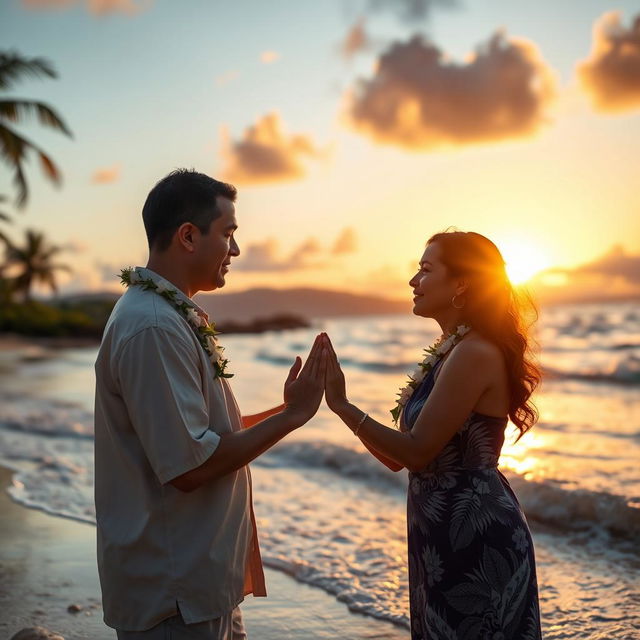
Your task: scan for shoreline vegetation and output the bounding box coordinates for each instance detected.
[0,297,311,345]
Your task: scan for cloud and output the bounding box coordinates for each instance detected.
[340,18,371,59]
[571,245,640,284]
[91,165,120,184]
[233,238,324,273]
[215,70,239,88]
[260,51,281,64]
[234,229,357,273]
[366,0,458,22]
[221,112,325,185]
[577,12,640,113]
[530,245,640,304]
[22,0,152,15]
[331,227,358,255]
[345,32,556,149]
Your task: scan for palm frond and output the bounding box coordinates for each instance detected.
[0,100,72,137]
[0,122,63,207]
[0,52,57,91]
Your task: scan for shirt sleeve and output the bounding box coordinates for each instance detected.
[116,326,221,484]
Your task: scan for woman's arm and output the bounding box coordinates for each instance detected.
[242,404,286,429]
[360,439,404,472]
[323,334,494,472]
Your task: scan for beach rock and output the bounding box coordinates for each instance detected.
[10,627,65,640]
[66,603,82,613]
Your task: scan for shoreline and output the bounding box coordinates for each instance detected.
[0,333,100,352]
[0,466,408,640]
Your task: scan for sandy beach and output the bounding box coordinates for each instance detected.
[0,466,408,640]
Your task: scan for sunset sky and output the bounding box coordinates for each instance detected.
[2,0,640,302]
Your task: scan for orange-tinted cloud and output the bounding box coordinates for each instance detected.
[331,227,358,255]
[91,165,120,184]
[260,51,281,64]
[234,229,357,273]
[346,32,556,149]
[22,0,152,15]
[572,245,640,284]
[221,113,324,185]
[215,70,239,88]
[531,245,640,304]
[233,238,324,273]
[577,12,640,113]
[341,18,371,59]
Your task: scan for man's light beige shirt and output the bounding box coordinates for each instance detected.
[94,268,265,632]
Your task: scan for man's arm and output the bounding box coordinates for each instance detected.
[171,408,302,491]
[171,335,326,492]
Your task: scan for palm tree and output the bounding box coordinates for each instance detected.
[4,228,71,302]
[0,51,72,207]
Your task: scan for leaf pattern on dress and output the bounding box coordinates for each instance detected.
[403,366,542,640]
[500,552,531,629]
[461,415,502,469]
[449,475,513,551]
[444,582,491,614]
[425,605,459,640]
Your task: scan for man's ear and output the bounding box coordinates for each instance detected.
[176,223,197,253]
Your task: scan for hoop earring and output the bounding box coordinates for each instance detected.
[451,294,465,309]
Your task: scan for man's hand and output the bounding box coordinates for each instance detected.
[282,333,327,427]
[321,333,350,415]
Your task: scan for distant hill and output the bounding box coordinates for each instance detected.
[195,287,410,322]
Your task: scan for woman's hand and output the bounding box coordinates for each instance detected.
[322,333,350,415]
[282,333,327,427]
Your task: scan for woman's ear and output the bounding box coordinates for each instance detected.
[455,278,469,297]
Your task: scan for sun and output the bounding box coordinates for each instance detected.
[498,239,550,285]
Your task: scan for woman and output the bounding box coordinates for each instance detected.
[321,230,543,639]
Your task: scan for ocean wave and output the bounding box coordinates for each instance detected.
[0,394,94,439]
[261,441,640,542]
[256,348,640,384]
[543,354,640,385]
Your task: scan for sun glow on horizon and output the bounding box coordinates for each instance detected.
[498,239,551,285]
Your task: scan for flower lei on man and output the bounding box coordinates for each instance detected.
[391,324,470,426]
[119,267,232,379]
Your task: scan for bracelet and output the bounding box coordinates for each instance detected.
[354,411,368,437]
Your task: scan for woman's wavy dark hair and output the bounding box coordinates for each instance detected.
[427,230,541,439]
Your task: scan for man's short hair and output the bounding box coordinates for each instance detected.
[142,169,237,251]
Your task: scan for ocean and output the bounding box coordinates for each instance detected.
[0,301,638,639]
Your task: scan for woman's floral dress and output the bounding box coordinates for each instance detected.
[402,358,542,639]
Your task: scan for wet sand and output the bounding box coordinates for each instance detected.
[0,467,408,639]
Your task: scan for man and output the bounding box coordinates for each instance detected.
[94,169,326,639]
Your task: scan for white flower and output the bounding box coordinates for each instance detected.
[411,366,426,384]
[128,270,141,284]
[423,353,439,367]
[186,308,202,327]
[457,325,470,337]
[398,385,415,405]
[155,282,168,294]
[206,335,218,352]
[436,335,455,355]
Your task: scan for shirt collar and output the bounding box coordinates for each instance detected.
[134,267,210,323]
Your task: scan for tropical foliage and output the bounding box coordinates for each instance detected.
[0,50,72,208]
[3,228,70,301]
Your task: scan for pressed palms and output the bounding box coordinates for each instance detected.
[4,228,71,301]
[0,51,72,207]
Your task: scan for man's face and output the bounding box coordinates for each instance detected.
[192,196,239,292]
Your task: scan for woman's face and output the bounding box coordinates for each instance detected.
[409,242,458,318]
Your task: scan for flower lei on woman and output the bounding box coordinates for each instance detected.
[391,324,470,426]
[119,267,232,379]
